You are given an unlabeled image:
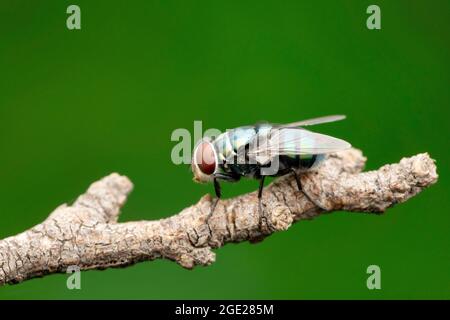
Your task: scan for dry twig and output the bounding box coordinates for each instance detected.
[0,149,438,285]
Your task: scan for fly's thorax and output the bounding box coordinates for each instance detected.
[213,126,259,166]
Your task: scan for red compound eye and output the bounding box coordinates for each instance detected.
[195,142,216,175]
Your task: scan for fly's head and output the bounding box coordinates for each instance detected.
[191,139,218,183]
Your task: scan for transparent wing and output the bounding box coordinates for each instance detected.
[280,115,346,128]
[248,128,351,157]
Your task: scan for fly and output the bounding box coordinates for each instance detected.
[191,115,351,220]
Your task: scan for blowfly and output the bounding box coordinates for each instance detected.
[191,115,351,218]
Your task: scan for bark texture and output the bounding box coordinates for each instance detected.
[0,149,438,285]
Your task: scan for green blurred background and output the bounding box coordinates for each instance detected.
[0,0,448,299]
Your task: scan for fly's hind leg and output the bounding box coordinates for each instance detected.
[257,175,266,227]
[291,169,326,210]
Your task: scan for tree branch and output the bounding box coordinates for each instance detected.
[0,149,438,285]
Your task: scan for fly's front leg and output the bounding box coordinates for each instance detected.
[214,177,222,198]
[206,178,221,223]
[206,173,240,224]
[291,169,325,210]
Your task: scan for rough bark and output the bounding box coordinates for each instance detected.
[0,149,438,285]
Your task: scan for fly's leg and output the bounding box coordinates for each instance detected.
[214,177,222,199]
[257,175,266,226]
[291,169,326,210]
[206,178,221,223]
